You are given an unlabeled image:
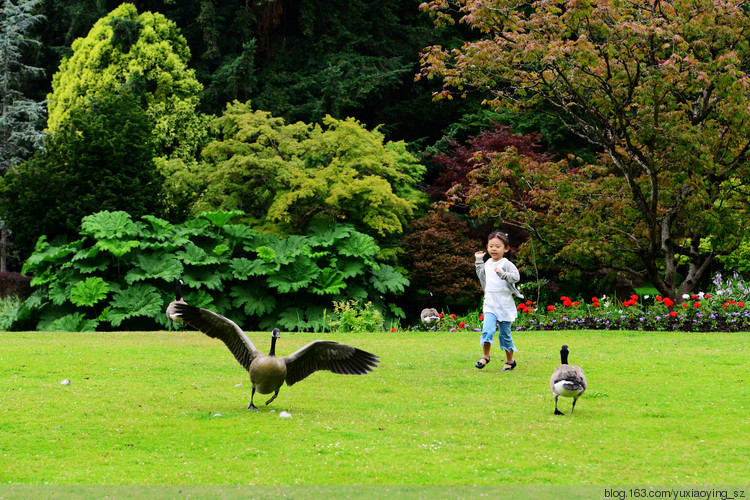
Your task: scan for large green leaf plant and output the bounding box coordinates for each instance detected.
[1,210,407,332]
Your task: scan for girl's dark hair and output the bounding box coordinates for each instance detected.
[483,231,512,261]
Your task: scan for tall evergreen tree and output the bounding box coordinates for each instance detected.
[0,0,46,272]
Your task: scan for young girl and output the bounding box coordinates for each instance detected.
[474,231,523,370]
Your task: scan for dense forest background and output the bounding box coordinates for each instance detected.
[1,0,746,331]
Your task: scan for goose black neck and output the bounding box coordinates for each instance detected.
[175,280,182,300]
[560,347,569,364]
[269,335,278,357]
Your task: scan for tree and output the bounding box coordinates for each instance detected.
[46,2,208,162]
[0,0,46,272]
[419,0,750,301]
[425,123,550,204]
[166,100,427,240]
[0,0,45,172]
[1,90,161,253]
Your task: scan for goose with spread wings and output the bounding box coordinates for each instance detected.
[173,303,380,409]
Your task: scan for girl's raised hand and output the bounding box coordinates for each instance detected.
[475,251,485,257]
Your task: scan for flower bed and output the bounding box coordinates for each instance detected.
[404,273,750,333]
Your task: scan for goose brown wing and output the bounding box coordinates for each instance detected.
[281,340,380,386]
[173,303,261,371]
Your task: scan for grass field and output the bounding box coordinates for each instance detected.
[1,328,747,490]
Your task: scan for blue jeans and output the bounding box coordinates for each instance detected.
[480,312,517,352]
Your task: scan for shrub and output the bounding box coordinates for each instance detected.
[0,210,409,332]
[398,210,482,310]
[328,300,384,333]
[0,272,31,299]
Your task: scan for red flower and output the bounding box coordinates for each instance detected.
[630,294,639,301]
[478,314,484,321]
[691,294,699,300]
[669,311,678,317]
[655,296,663,302]
[560,296,570,302]
[526,300,533,305]
[593,302,600,308]
[739,301,746,307]
[563,299,573,307]
[438,312,444,318]
[663,298,674,307]
[591,296,599,303]
[704,294,711,299]
[450,313,457,320]
[681,303,689,308]
[458,321,466,328]
[390,327,397,332]
[694,302,701,309]
[573,301,580,307]
[547,305,555,312]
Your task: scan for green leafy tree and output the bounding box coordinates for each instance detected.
[1,90,162,253]
[420,0,750,301]
[46,2,208,161]
[168,100,427,240]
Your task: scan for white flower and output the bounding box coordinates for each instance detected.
[682,294,690,299]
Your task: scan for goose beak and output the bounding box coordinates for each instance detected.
[272,328,281,338]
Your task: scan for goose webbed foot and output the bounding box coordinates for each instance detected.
[248,388,259,410]
[554,396,564,415]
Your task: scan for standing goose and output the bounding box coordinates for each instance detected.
[550,344,587,415]
[165,278,186,330]
[173,303,380,410]
[420,308,441,328]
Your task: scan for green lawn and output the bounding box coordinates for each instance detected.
[0,329,747,488]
